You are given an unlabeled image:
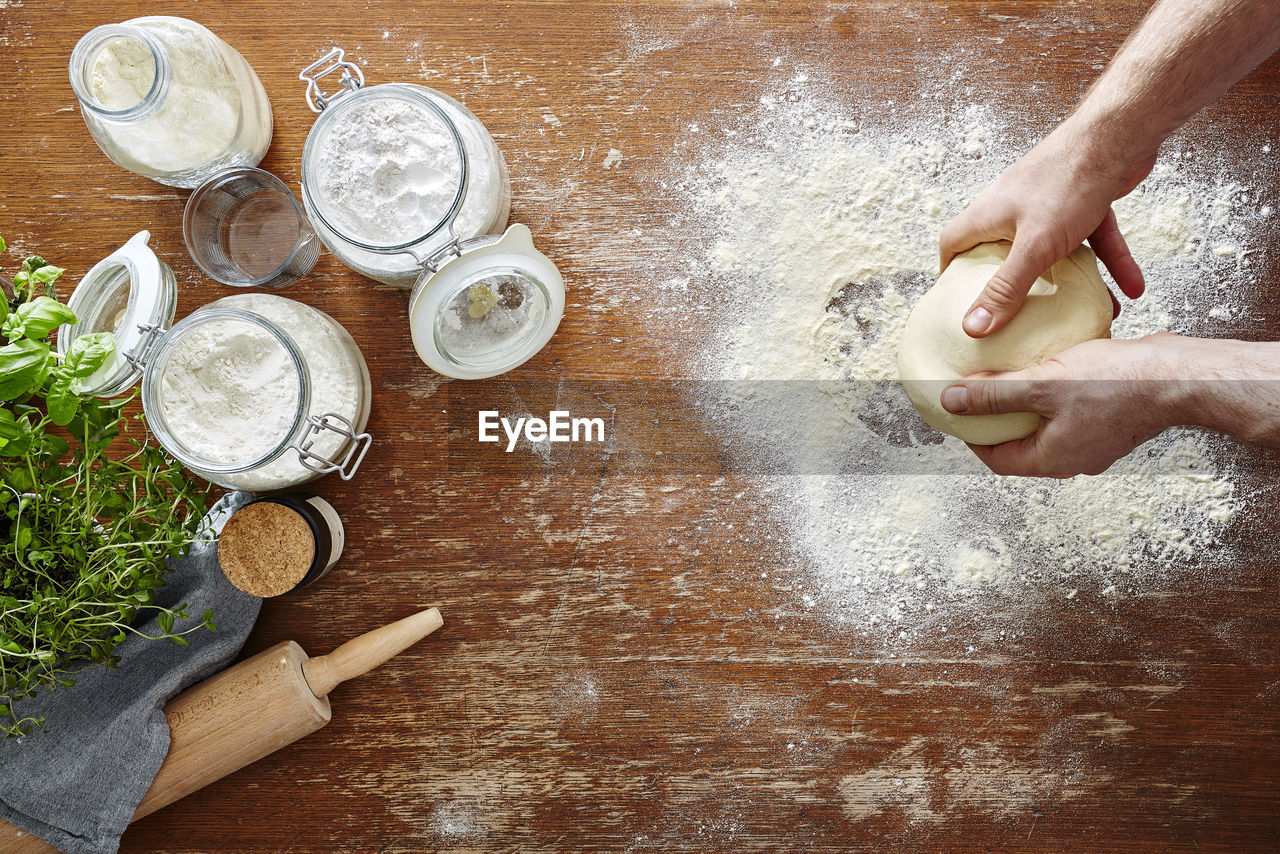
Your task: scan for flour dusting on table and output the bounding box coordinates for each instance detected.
[659,72,1270,644]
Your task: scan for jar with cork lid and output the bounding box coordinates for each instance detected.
[218,494,345,597]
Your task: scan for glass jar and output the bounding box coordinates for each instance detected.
[218,493,345,597]
[58,233,373,491]
[297,48,510,287]
[69,16,273,188]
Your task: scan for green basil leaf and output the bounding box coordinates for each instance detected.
[0,235,6,252]
[0,291,8,325]
[14,296,76,340]
[64,332,114,381]
[0,339,50,399]
[31,352,54,392]
[30,265,65,286]
[45,378,77,426]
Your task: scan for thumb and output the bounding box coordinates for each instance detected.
[962,235,1054,338]
[940,370,1042,417]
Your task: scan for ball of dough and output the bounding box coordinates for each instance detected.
[896,241,1112,445]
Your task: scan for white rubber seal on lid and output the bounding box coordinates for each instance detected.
[57,230,176,397]
[408,224,565,380]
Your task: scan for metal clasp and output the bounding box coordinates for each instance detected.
[417,238,466,274]
[125,322,164,371]
[293,411,372,480]
[299,48,365,113]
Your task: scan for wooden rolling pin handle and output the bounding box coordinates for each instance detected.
[301,606,443,698]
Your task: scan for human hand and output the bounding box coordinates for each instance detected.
[937,335,1184,477]
[939,119,1157,339]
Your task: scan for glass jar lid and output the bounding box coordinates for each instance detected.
[299,50,469,255]
[56,230,177,397]
[408,224,565,380]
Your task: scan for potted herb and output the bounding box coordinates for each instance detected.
[0,237,212,737]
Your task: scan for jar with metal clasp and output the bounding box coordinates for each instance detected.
[57,231,373,491]
[297,49,566,380]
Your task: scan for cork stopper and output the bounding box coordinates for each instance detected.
[218,501,316,597]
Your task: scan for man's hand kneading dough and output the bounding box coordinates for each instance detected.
[935,0,1280,477]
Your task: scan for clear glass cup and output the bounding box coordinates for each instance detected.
[184,167,320,289]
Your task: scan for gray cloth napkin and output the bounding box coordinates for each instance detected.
[0,491,261,854]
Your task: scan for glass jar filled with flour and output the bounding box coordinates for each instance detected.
[297,49,566,379]
[297,48,510,287]
[58,232,372,490]
[69,16,272,188]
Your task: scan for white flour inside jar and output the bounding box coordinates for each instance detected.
[311,90,507,283]
[156,317,298,464]
[154,294,367,491]
[213,294,367,491]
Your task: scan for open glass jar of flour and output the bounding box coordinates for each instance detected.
[297,49,565,379]
[297,48,510,287]
[69,16,272,188]
[57,231,372,491]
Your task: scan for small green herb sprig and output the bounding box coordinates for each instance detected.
[0,235,212,737]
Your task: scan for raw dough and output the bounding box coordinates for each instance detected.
[896,241,1112,445]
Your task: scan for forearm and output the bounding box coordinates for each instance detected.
[1150,334,1280,445]
[1062,0,1280,180]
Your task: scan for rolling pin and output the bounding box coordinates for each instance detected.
[1,607,443,854]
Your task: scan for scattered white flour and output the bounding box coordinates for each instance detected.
[430,800,482,841]
[662,76,1270,640]
[602,148,625,169]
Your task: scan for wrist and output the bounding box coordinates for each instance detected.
[1137,334,1280,440]
[1130,333,1204,432]
[1052,108,1161,196]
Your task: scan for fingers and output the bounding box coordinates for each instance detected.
[1088,207,1145,299]
[962,234,1053,339]
[940,371,1042,417]
[939,207,991,275]
[966,436,1067,478]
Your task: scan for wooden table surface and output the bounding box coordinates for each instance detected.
[4,1,1280,851]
